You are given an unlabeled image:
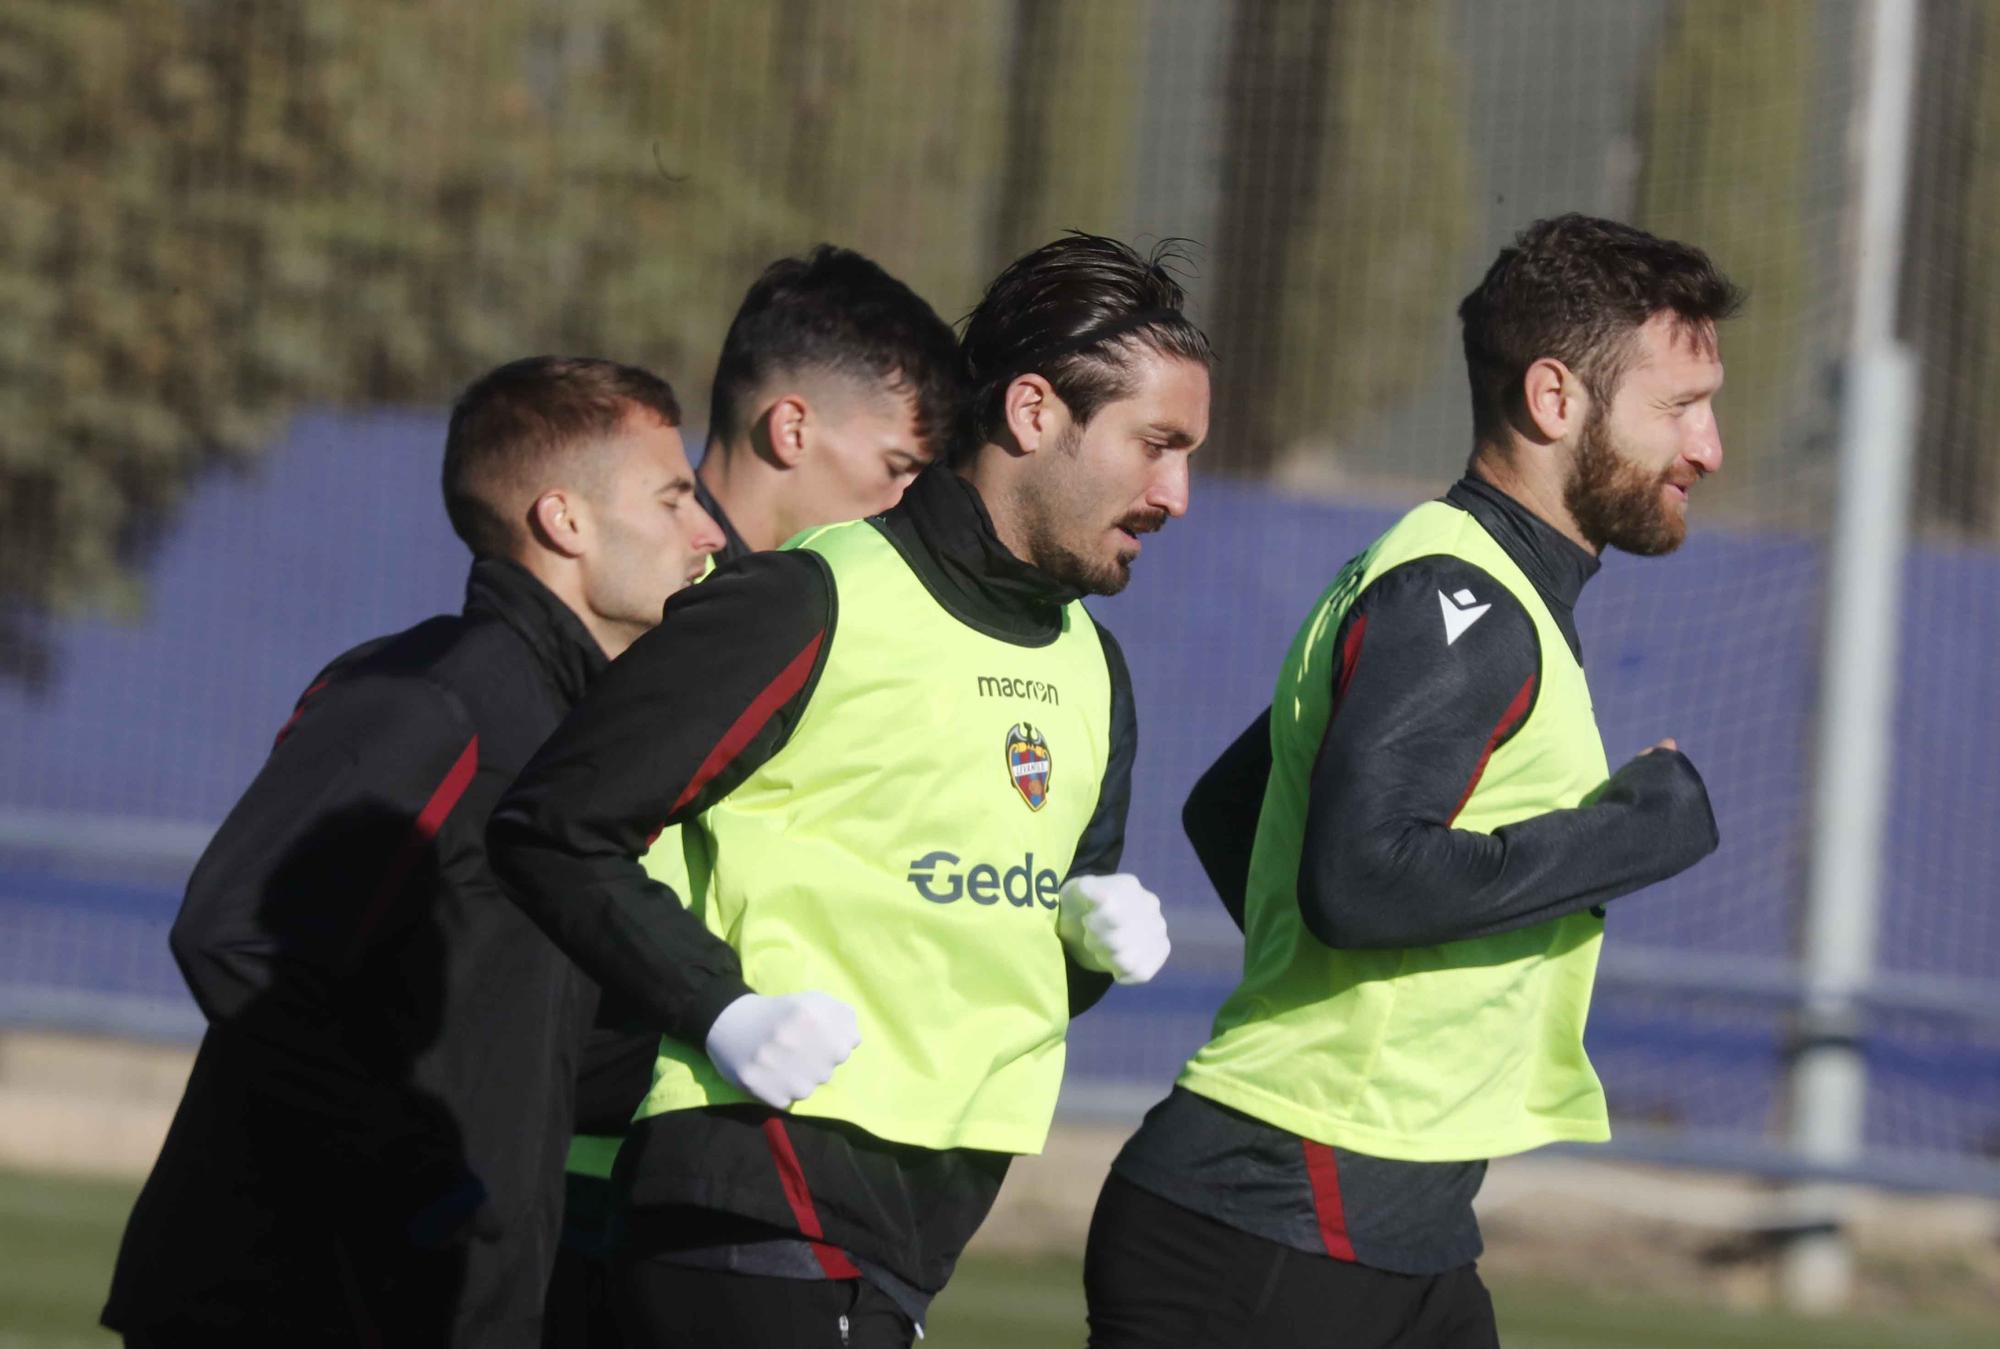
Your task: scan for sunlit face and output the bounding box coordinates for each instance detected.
[1565,311,1725,556]
[579,410,724,641]
[793,384,932,529]
[1015,353,1210,595]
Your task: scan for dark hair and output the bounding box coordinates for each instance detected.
[442,355,681,557]
[957,231,1214,463]
[707,244,963,452]
[1457,213,1743,444]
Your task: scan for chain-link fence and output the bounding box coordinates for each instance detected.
[3,0,1997,1197]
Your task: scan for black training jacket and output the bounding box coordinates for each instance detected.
[488,467,1135,1303]
[103,559,607,1347]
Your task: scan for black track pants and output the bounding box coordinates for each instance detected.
[1085,1173,1500,1349]
[612,1259,915,1348]
[543,1242,624,1348]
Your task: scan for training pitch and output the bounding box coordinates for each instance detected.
[0,1169,1989,1348]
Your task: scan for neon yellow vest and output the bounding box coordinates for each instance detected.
[637,520,1114,1154]
[1180,500,1613,1162]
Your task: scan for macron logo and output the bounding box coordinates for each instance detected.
[1439,588,1491,646]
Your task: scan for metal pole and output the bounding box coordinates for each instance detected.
[1783,0,1922,1314]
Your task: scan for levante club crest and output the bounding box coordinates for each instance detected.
[1005,722,1053,811]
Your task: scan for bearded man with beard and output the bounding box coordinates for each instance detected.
[488,233,1206,1348]
[1083,214,1740,1349]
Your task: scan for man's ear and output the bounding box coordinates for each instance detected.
[529,488,587,559]
[1521,357,1584,443]
[757,395,810,469]
[1002,373,1059,456]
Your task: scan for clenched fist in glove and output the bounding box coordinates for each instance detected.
[704,991,860,1110]
[1057,873,1172,985]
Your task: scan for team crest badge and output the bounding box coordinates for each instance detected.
[1005,722,1052,811]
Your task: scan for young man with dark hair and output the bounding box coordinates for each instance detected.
[489,232,1210,1348]
[549,244,966,1347]
[691,243,965,553]
[103,357,723,1349]
[1085,214,1741,1349]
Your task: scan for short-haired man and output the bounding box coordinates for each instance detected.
[1085,215,1740,1349]
[690,242,966,555]
[551,245,966,1345]
[489,233,1210,1348]
[103,358,722,1348]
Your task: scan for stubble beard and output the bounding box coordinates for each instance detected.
[1017,496,1134,596]
[1011,422,1134,597]
[1564,406,1688,557]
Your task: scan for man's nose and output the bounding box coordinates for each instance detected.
[1149,457,1191,519]
[692,504,726,553]
[1688,418,1723,477]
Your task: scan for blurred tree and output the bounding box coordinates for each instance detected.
[1903,0,2000,538]
[1206,0,1473,479]
[1635,0,1812,501]
[0,0,1006,682]
[992,0,1143,266]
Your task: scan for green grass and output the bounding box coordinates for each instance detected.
[3,1168,1990,1348]
[0,1170,128,1347]
[922,1254,1999,1349]
[1485,1283,1994,1349]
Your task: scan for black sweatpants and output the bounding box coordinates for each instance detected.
[124,1329,273,1349]
[116,1240,469,1349]
[544,1244,624,1348]
[543,1168,625,1349]
[1085,1173,1500,1349]
[612,1259,915,1348]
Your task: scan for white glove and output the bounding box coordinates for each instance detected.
[1057,873,1171,985]
[703,991,860,1110]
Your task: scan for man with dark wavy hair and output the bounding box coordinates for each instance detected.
[1086,215,1742,1348]
[488,233,1209,1347]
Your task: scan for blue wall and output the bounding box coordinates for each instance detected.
[2,410,1995,1160]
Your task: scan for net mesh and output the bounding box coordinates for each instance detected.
[2,0,1995,1185]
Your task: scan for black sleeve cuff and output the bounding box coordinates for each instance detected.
[677,973,758,1048]
[1065,954,1115,1018]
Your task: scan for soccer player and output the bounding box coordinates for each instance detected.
[690,244,962,560]
[550,245,963,1347]
[102,358,723,1349]
[489,232,1210,1348]
[1084,215,1739,1349]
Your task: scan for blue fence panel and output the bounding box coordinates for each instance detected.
[2,412,1995,1184]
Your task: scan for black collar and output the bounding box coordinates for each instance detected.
[1444,476,1598,661]
[693,475,754,565]
[463,557,607,703]
[872,468,1081,645]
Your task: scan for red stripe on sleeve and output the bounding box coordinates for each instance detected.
[272,679,331,749]
[343,735,480,966]
[669,631,825,815]
[1301,1139,1357,1262]
[761,1117,863,1279]
[1446,673,1536,826]
[1331,614,1368,714]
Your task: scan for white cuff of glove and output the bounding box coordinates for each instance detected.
[1056,873,1171,985]
[703,991,860,1110]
